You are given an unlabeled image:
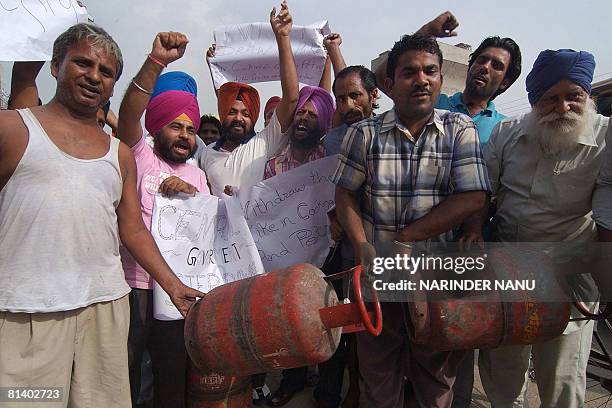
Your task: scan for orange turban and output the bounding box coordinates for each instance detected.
[264,96,281,119]
[217,82,260,125]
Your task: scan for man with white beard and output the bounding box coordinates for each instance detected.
[461,49,609,407]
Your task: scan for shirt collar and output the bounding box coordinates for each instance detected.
[518,114,599,147]
[276,143,293,164]
[450,92,496,117]
[432,110,446,135]
[277,143,326,164]
[381,108,445,138]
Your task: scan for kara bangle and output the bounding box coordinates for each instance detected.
[147,54,167,68]
[131,78,152,95]
[393,240,414,249]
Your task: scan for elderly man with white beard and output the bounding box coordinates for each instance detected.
[460,49,608,408]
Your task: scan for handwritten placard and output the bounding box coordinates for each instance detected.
[0,0,90,61]
[151,157,339,318]
[151,194,265,320]
[208,21,331,89]
[237,155,338,271]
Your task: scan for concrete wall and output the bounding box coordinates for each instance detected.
[371,41,471,97]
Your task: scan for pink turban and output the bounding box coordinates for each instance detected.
[296,86,335,135]
[145,91,200,136]
[144,71,201,136]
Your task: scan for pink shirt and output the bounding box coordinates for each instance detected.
[121,136,209,289]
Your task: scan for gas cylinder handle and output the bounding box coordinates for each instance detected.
[353,265,383,336]
[572,300,612,320]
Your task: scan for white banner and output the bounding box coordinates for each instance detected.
[151,194,264,320]
[208,21,331,89]
[237,155,338,271]
[0,0,90,61]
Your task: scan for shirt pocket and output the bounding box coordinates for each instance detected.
[409,158,448,213]
[416,158,447,192]
[545,163,599,214]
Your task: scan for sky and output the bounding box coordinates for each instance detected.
[2,0,611,130]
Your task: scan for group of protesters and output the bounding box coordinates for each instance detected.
[1,1,611,407]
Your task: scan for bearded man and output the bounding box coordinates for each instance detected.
[264,86,333,179]
[463,49,609,408]
[117,32,210,407]
[262,85,334,407]
[199,0,299,197]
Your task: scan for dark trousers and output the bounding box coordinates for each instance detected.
[128,289,188,408]
[451,351,475,408]
[251,372,267,388]
[279,367,307,392]
[356,302,467,408]
[314,334,348,406]
[313,245,361,407]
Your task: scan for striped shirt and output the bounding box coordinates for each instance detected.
[333,108,490,245]
[263,143,327,179]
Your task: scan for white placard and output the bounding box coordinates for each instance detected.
[151,194,264,320]
[237,155,338,271]
[208,21,331,89]
[0,0,90,61]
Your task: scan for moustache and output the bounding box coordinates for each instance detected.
[228,120,246,130]
[472,73,488,83]
[411,86,432,96]
[537,110,582,127]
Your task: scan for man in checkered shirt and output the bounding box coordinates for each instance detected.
[333,33,490,407]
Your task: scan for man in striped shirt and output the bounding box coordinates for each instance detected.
[333,33,490,407]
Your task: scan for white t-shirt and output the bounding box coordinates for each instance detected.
[198,111,285,196]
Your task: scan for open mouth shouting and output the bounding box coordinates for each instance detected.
[294,122,309,137]
[172,140,191,156]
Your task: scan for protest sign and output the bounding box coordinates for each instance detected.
[151,193,264,320]
[208,20,331,89]
[0,0,90,61]
[151,156,339,319]
[237,155,338,271]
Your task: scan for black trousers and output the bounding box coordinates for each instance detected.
[128,289,188,408]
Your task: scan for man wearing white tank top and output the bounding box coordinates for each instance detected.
[0,24,203,408]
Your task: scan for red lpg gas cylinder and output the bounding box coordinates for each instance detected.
[185,263,381,376]
[186,362,251,408]
[406,246,570,351]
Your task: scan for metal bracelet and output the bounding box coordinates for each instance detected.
[131,78,152,95]
[393,240,414,249]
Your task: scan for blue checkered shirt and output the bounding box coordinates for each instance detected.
[333,108,490,244]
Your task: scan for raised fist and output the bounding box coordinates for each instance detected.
[150,31,189,66]
[323,33,342,50]
[418,11,459,38]
[270,0,293,37]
